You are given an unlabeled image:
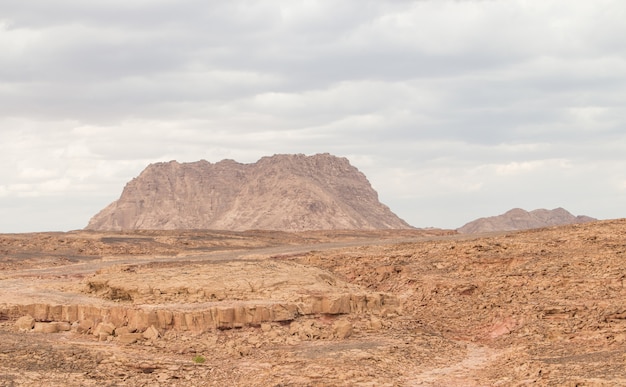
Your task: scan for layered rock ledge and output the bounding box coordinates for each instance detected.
[1,259,398,338]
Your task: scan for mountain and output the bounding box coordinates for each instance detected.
[85,153,413,231]
[457,207,596,234]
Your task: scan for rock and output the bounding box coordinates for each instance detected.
[80,260,396,333]
[369,317,383,330]
[15,315,35,331]
[33,322,60,333]
[114,326,135,336]
[267,330,280,341]
[56,322,71,331]
[117,333,143,345]
[156,372,172,382]
[299,321,319,340]
[85,153,413,231]
[93,322,116,337]
[289,321,301,336]
[76,319,94,334]
[143,325,160,340]
[333,319,353,339]
[287,319,332,340]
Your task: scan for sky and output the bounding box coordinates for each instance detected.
[1,0,625,232]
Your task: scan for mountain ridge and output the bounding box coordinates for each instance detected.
[86,153,413,231]
[457,207,596,234]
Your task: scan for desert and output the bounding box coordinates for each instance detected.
[4,2,624,384]
[1,219,626,386]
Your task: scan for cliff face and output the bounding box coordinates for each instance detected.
[457,207,596,234]
[86,153,413,231]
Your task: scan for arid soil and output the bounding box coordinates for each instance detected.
[1,221,625,386]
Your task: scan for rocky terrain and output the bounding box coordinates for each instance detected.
[457,207,596,233]
[1,220,625,385]
[86,153,412,232]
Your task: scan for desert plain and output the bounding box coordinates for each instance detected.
[1,220,626,386]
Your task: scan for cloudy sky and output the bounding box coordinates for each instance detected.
[1,0,625,232]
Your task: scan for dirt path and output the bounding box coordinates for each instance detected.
[407,342,503,386]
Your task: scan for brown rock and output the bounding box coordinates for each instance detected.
[369,316,383,330]
[85,153,413,231]
[296,321,322,340]
[117,333,143,345]
[114,326,135,336]
[15,315,35,331]
[333,319,353,339]
[93,322,116,337]
[56,322,71,331]
[76,318,94,334]
[33,322,60,334]
[143,325,160,340]
[289,321,301,336]
[80,260,394,334]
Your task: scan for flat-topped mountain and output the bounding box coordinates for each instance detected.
[85,153,413,231]
[457,207,596,234]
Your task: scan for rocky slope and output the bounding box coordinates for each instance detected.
[457,207,596,234]
[86,153,412,231]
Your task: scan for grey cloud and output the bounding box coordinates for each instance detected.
[1,0,625,231]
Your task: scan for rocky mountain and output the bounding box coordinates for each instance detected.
[457,207,596,234]
[85,153,413,231]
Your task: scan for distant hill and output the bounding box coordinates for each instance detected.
[85,153,413,231]
[457,208,596,234]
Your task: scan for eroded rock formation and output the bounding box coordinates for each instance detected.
[457,207,596,233]
[3,260,397,336]
[86,153,412,231]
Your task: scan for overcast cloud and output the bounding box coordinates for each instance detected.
[1,0,625,232]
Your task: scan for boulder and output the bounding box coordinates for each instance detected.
[56,322,72,331]
[15,315,35,331]
[76,318,95,334]
[143,325,160,340]
[333,319,353,339]
[33,322,60,333]
[117,333,144,345]
[93,322,116,337]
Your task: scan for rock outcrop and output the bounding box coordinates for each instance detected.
[86,153,412,231]
[4,259,398,336]
[457,207,596,234]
